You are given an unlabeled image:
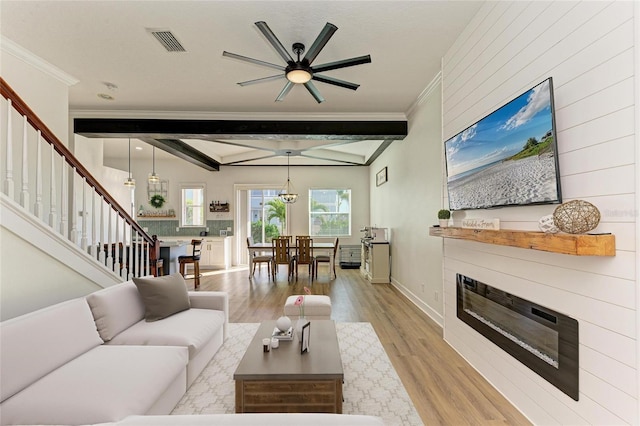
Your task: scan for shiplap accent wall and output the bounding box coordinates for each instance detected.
[441,1,636,424]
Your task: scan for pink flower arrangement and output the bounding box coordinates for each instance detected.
[294,287,312,318]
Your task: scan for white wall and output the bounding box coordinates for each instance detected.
[0,226,102,320]
[369,78,445,324]
[0,41,115,320]
[441,1,637,424]
[0,38,73,142]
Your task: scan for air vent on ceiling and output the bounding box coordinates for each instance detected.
[147,29,186,52]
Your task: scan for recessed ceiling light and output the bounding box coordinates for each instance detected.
[97,93,114,100]
[135,146,143,151]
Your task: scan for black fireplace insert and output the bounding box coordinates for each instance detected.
[456,274,579,400]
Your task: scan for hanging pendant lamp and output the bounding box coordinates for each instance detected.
[148,146,160,184]
[124,138,136,188]
[278,151,298,204]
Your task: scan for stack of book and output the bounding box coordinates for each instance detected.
[271,326,293,341]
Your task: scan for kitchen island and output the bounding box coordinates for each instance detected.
[158,239,188,276]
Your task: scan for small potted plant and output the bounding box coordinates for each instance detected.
[438,209,451,228]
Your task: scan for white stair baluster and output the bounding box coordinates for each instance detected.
[20,115,29,209]
[48,143,57,227]
[34,130,43,219]
[80,177,87,251]
[69,167,77,244]
[98,196,105,264]
[59,156,68,237]
[106,208,113,271]
[89,190,96,257]
[4,99,14,198]
[113,210,122,275]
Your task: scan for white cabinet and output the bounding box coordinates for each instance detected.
[200,237,231,269]
[360,241,390,284]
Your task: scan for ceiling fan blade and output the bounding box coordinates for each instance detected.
[275,81,295,102]
[255,21,294,64]
[238,74,285,87]
[222,51,285,71]
[303,81,325,103]
[312,74,360,90]
[311,55,372,73]
[302,22,338,65]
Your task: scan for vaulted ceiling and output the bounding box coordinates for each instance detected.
[1,1,482,167]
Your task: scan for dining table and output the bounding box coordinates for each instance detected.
[247,241,336,279]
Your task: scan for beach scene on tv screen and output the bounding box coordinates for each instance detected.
[445,79,560,210]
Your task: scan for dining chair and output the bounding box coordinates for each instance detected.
[179,239,203,289]
[271,237,293,281]
[314,237,339,279]
[294,236,314,280]
[247,237,272,277]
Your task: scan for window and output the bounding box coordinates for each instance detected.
[249,189,285,243]
[180,184,205,227]
[309,189,351,237]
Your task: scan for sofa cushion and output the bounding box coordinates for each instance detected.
[0,345,188,425]
[133,273,191,322]
[108,308,225,359]
[86,281,145,341]
[0,298,103,403]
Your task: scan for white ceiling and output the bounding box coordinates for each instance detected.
[1,1,482,166]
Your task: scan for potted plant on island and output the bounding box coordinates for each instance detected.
[438,209,451,228]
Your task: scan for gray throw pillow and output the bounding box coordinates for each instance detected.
[132,273,191,322]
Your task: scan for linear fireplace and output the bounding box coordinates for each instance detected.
[456,274,579,400]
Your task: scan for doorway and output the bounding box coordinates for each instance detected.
[234,184,288,265]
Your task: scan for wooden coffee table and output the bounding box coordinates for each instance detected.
[234,320,344,413]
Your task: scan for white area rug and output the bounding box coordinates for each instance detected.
[172,322,423,425]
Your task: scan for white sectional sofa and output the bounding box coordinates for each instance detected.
[0,275,228,425]
[1,274,385,425]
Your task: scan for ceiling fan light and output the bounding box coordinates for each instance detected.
[286,69,312,84]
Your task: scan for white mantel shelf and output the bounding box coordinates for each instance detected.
[429,227,615,256]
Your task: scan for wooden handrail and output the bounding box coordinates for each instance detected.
[1,77,161,276]
[0,77,153,243]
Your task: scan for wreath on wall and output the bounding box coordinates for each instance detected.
[149,194,166,209]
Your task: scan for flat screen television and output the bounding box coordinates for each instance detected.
[444,77,562,211]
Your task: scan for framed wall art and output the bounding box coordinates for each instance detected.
[376,167,388,186]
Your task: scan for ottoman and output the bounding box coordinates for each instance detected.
[284,295,332,320]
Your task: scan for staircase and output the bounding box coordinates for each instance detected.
[1,78,160,319]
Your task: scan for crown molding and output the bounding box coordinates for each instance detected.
[406,70,442,119]
[1,36,79,86]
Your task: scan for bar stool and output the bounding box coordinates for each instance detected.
[154,258,164,276]
[179,239,202,289]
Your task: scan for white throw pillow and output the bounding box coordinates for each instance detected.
[86,281,145,341]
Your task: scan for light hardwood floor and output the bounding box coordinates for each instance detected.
[189,264,531,425]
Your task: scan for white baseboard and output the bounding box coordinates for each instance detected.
[390,276,444,327]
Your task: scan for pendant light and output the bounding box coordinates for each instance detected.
[148,146,160,184]
[123,138,136,188]
[278,151,298,204]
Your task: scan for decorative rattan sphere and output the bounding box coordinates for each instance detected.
[538,214,559,234]
[553,200,600,234]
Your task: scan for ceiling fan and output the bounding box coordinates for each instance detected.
[222,21,371,103]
